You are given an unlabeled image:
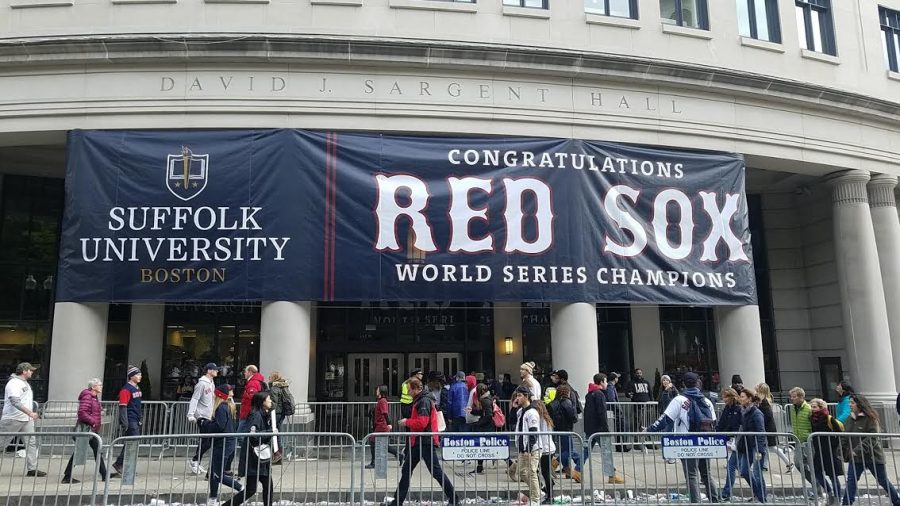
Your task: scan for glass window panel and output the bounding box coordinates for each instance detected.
[523,0,544,7]
[811,10,823,52]
[796,5,808,49]
[681,0,699,27]
[609,0,631,17]
[585,0,606,15]
[894,33,900,70]
[737,0,752,37]
[660,0,678,25]
[885,33,892,69]
[755,0,770,41]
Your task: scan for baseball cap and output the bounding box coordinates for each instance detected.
[15,362,37,374]
[514,385,532,398]
[204,362,219,371]
[683,372,699,388]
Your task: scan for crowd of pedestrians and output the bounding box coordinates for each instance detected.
[7,358,900,505]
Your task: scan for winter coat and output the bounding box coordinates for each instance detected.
[759,399,779,446]
[448,380,469,419]
[211,402,238,459]
[77,388,102,433]
[842,413,885,464]
[548,396,577,432]
[658,387,679,415]
[717,403,743,432]
[584,386,609,435]
[405,392,440,447]
[239,408,273,476]
[789,401,813,442]
[470,395,494,431]
[836,394,851,425]
[240,373,266,420]
[373,397,391,433]
[735,405,767,456]
[810,409,844,477]
[268,380,294,418]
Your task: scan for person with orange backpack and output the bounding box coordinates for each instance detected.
[469,383,495,475]
[388,378,459,506]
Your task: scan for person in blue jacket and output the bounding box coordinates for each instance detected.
[718,388,744,500]
[728,388,767,503]
[835,382,854,424]
[208,384,243,503]
[447,372,469,432]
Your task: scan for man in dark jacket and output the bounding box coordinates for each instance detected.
[582,374,624,484]
[724,388,767,503]
[627,368,652,451]
[548,385,581,481]
[113,366,143,477]
[389,378,458,506]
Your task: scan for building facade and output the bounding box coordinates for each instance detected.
[0,0,898,405]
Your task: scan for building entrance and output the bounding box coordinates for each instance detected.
[346,352,463,400]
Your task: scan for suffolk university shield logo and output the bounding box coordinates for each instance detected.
[166,146,209,201]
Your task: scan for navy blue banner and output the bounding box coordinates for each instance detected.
[58,130,756,304]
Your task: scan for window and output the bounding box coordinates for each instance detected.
[659,306,718,391]
[504,0,547,8]
[881,6,900,72]
[584,0,637,19]
[660,0,709,29]
[737,0,781,42]
[796,0,835,55]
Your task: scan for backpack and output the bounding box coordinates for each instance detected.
[686,394,715,432]
[281,388,296,417]
[491,400,506,429]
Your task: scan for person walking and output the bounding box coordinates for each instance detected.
[583,373,624,485]
[547,384,581,483]
[513,385,544,506]
[756,383,791,473]
[366,384,398,469]
[841,394,900,505]
[789,387,816,497]
[718,387,744,498]
[227,391,275,506]
[113,365,143,477]
[808,398,844,504]
[62,378,106,484]
[469,383,494,475]
[646,372,721,504]
[268,371,295,428]
[0,362,44,477]
[237,365,266,477]
[533,398,557,505]
[188,362,219,475]
[727,387,767,503]
[208,384,243,505]
[448,371,469,433]
[520,362,541,401]
[388,378,458,506]
[835,382,854,425]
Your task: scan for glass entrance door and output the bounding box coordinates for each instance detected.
[347,353,403,401]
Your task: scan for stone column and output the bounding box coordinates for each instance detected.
[128,304,165,399]
[714,305,766,389]
[826,170,897,401]
[47,302,109,401]
[868,174,900,390]
[494,302,523,382]
[260,301,312,403]
[630,305,664,377]
[550,303,600,395]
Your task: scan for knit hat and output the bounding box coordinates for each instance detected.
[127,366,141,379]
[520,362,534,374]
[684,372,699,388]
[731,374,743,385]
[215,384,233,400]
[456,371,466,381]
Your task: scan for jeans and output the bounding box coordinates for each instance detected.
[236,419,250,475]
[794,441,815,489]
[681,458,720,503]
[390,440,457,506]
[540,453,554,499]
[843,461,900,505]
[209,439,240,499]
[63,435,106,479]
[0,419,38,472]
[737,453,767,502]
[114,425,141,469]
[722,451,739,499]
[814,467,842,499]
[559,435,582,472]
[584,435,615,477]
[222,474,271,506]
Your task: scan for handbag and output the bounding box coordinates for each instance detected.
[253,443,273,461]
[436,411,447,432]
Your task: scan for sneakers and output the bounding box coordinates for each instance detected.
[188,459,206,475]
[607,474,625,484]
[113,462,123,475]
[786,463,794,474]
[365,463,375,469]
[61,477,80,484]
[206,499,220,506]
[25,470,47,477]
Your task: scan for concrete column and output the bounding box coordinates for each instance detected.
[48,302,108,401]
[494,302,523,382]
[714,305,766,389]
[128,304,165,399]
[868,174,900,390]
[550,303,600,395]
[260,301,312,404]
[630,305,664,377]
[826,170,897,401]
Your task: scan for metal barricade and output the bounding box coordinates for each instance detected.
[0,431,102,504]
[586,431,809,504]
[307,401,381,440]
[38,400,120,450]
[360,431,587,504]
[100,431,356,505]
[808,431,900,505]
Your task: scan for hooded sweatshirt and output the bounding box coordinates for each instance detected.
[240,372,266,420]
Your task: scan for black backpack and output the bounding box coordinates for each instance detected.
[686,394,715,432]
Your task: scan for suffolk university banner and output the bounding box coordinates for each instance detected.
[58,130,756,304]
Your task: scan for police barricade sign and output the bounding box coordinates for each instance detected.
[661,434,727,459]
[441,435,510,461]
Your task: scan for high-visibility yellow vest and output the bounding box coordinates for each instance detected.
[400,381,413,405]
[543,387,557,404]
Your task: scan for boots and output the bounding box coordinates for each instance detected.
[569,469,582,483]
[607,474,625,484]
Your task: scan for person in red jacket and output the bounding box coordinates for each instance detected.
[62,378,107,483]
[238,365,266,477]
[388,378,458,506]
[366,385,399,469]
